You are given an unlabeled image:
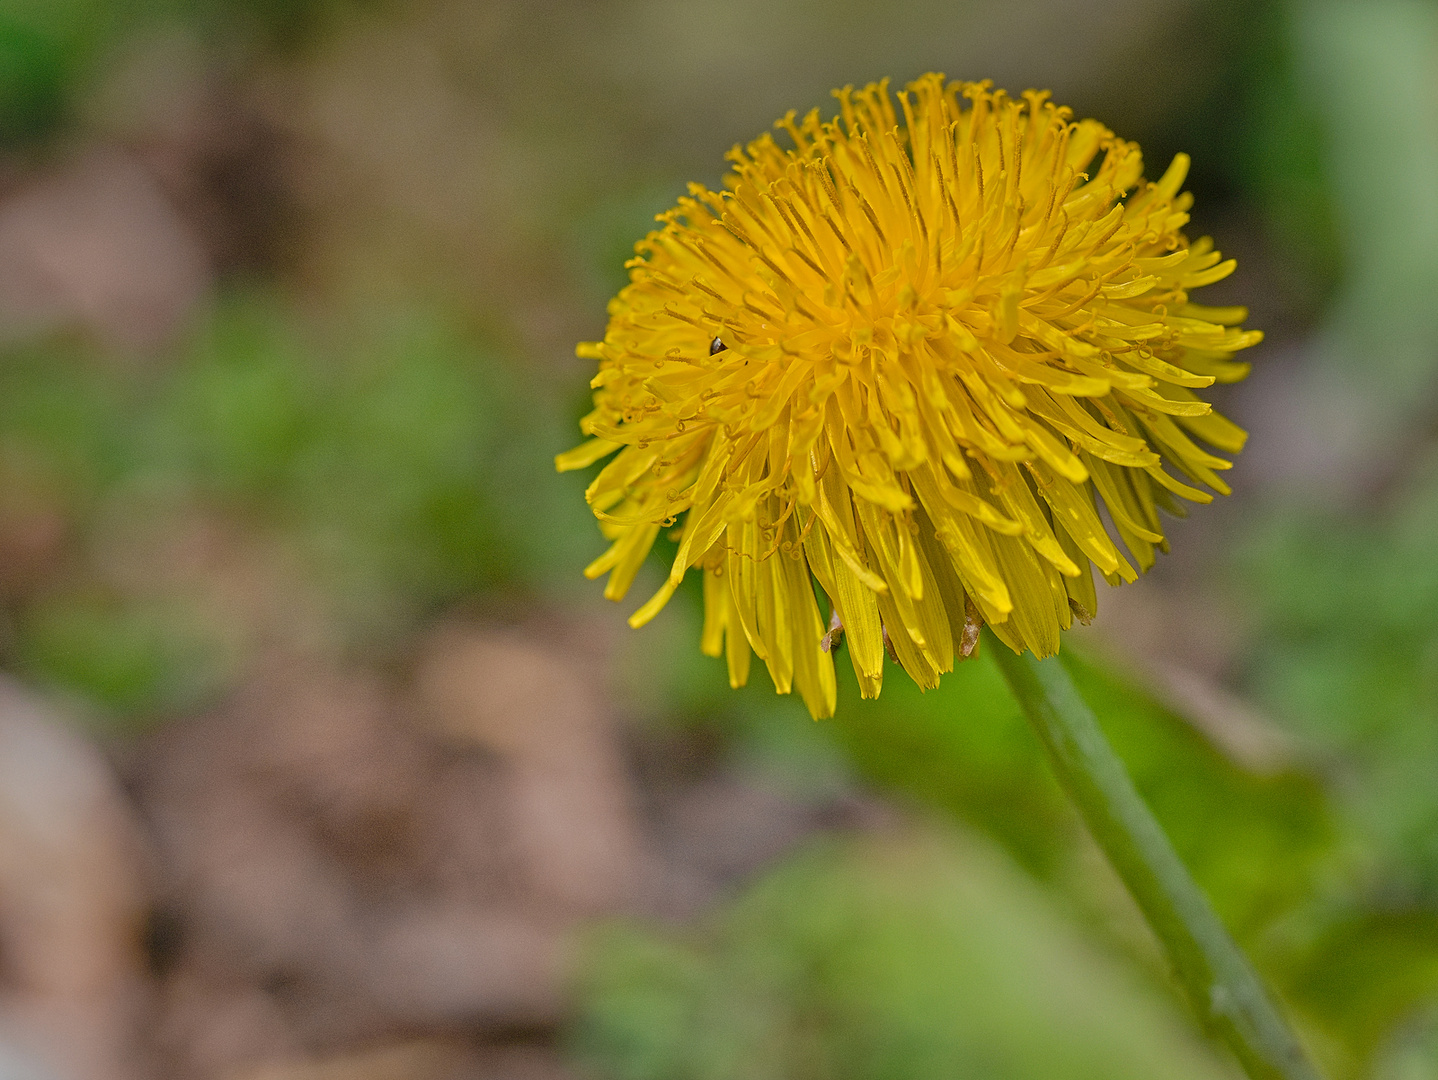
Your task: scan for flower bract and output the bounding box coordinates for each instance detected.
[558,74,1259,718]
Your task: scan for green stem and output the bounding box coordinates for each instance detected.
[987,635,1322,1080]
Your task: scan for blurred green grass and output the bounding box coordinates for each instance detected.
[0,297,592,721]
[575,827,1240,1080]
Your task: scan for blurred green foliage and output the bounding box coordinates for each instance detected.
[1240,461,1438,893]
[828,650,1331,941]
[155,302,523,621]
[0,298,588,722]
[1225,0,1342,311]
[1121,0,1341,322]
[18,593,226,717]
[0,0,112,146]
[0,0,364,147]
[575,829,1237,1080]
[1237,454,1438,1065]
[595,636,1341,1075]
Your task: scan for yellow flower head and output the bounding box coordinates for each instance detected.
[558,74,1259,718]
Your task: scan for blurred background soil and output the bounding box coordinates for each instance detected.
[0,1,1435,1078]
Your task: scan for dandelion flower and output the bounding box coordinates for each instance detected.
[558,74,1259,718]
